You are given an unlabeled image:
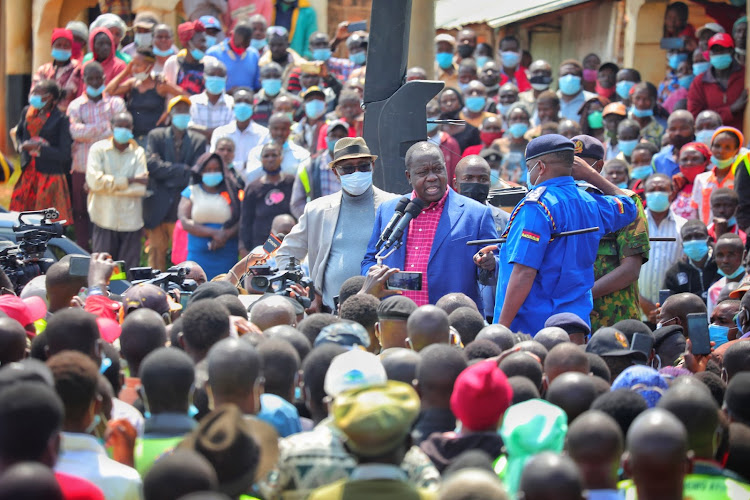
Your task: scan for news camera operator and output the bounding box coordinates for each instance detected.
[361,141,498,315]
[275,137,398,313]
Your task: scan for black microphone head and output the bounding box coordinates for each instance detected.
[405,199,425,216]
[394,196,410,214]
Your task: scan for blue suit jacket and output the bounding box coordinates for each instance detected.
[361,189,498,311]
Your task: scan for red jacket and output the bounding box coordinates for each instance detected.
[688,62,745,132]
[439,132,462,182]
[500,66,531,93]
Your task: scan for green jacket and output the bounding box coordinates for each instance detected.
[271,0,318,59]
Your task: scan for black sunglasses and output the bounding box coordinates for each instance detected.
[335,162,372,175]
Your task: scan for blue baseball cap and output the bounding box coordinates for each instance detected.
[257,393,302,437]
[199,15,222,30]
[525,134,576,161]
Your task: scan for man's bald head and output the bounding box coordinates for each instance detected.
[545,372,598,423]
[534,327,570,352]
[475,324,515,351]
[119,308,167,377]
[624,409,690,499]
[407,305,450,351]
[438,469,508,500]
[271,214,297,238]
[723,341,750,381]
[566,410,623,490]
[529,59,552,73]
[454,155,491,180]
[657,382,718,459]
[0,318,27,365]
[268,112,293,128]
[417,344,467,407]
[404,141,445,172]
[207,337,263,413]
[380,348,421,384]
[667,109,694,126]
[519,452,584,500]
[661,292,707,332]
[435,293,478,315]
[544,342,590,383]
[250,296,297,331]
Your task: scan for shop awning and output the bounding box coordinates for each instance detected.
[435,0,593,29]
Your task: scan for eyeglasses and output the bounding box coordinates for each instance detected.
[335,162,372,175]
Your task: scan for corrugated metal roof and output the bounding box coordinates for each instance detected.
[435,0,593,29]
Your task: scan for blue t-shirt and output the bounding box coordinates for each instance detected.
[652,145,680,177]
[206,40,261,91]
[494,176,637,334]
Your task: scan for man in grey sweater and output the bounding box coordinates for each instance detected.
[276,137,398,312]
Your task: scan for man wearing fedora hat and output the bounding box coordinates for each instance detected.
[277,136,398,313]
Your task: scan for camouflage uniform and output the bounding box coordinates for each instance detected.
[590,195,650,331]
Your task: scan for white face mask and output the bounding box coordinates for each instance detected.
[134,32,153,47]
[340,171,373,196]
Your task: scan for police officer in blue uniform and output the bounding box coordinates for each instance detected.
[490,134,639,334]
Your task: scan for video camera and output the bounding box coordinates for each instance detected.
[130,265,199,295]
[0,209,64,294]
[246,257,313,309]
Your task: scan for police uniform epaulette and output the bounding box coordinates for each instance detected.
[525,186,546,202]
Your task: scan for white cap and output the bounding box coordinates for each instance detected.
[435,33,456,46]
[324,350,387,397]
[19,275,47,304]
[697,23,725,37]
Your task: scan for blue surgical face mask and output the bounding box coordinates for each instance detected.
[113,127,133,144]
[305,99,326,119]
[631,164,653,180]
[51,48,72,62]
[204,35,218,48]
[491,169,500,185]
[202,172,223,187]
[436,51,453,69]
[693,61,711,76]
[313,48,332,61]
[190,48,205,61]
[718,265,746,279]
[558,74,582,96]
[262,78,282,96]
[29,94,45,110]
[153,46,174,57]
[508,122,529,139]
[340,170,372,196]
[204,75,226,95]
[498,103,512,117]
[616,80,635,99]
[426,122,439,134]
[86,84,105,98]
[234,102,253,121]
[458,82,470,94]
[711,155,735,170]
[465,96,486,113]
[500,51,521,68]
[250,38,267,51]
[171,113,191,130]
[678,74,694,89]
[683,239,709,261]
[618,139,638,157]
[710,53,734,71]
[630,106,654,118]
[350,51,366,65]
[327,137,337,154]
[645,191,670,212]
[475,56,489,69]
[526,161,540,190]
[668,52,688,70]
[728,216,738,227]
[709,324,730,348]
[616,181,629,189]
[695,129,715,146]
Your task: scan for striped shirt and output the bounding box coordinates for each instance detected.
[403,189,449,306]
[67,94,127,173]
[189,92,234,130]
[639,208,686,303]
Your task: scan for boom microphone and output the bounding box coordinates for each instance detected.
[377,196,410,249]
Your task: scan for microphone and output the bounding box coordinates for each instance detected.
[377,196,410,249]
[382,198,424,250]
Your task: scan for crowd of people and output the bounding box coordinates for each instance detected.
[2,0,750,499]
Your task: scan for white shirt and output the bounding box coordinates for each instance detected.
[56,432,143,500]
[639,208,686,303]
[210,120,269,173]
[189,92,234,130]
[244,140,311,184]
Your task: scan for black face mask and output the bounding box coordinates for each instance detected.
[441,110,460,120]
[459,182,490,204]
[671,134,694,152]
[457,44,475,58]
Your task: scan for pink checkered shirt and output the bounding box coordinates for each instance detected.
[402,189,449,305]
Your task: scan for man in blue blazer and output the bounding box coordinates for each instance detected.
[361,141,498,313]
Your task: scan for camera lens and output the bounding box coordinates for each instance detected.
[251,276,269,290]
